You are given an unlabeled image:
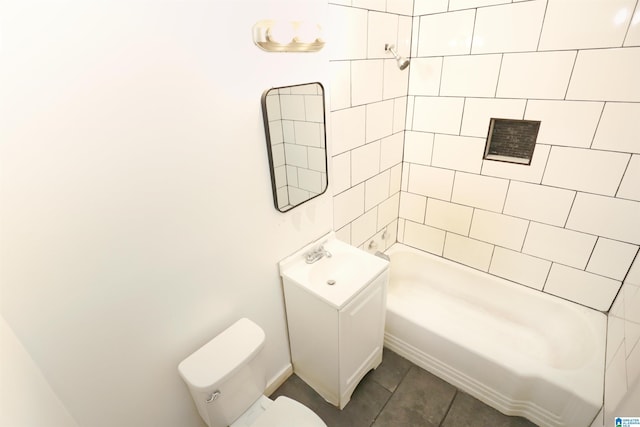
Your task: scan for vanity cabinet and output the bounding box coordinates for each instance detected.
[281,260,389,409]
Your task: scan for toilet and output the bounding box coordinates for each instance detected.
[178,318,327,427]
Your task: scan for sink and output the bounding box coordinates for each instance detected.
[279,233,389,309]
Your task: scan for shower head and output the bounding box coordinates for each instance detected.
[385,43,410,70]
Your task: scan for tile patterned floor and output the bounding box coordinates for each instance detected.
[271,348,537,427]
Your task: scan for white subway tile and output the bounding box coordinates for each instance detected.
[460,98,526,138]
[544,264,621,311]
[387,0,413,16]
[404,131,433,165]
[523,222,597,269]
[351,140,381,184]
[444,233,494,271]
[351,208,378,247]
[378,192,400,229]
[331,152,351,195]
[405,95,415,130]
[567,193,640,244]
[284,143,308,168]
[542,147,629,197]
[397,16,412,59]
[503,181,574,227]
[390,163,402,194]
[393,97,407,134]
[607,298,626,367]
[308,147,326,172]
[626,8,640,46]
[351,60,383,106]
[489,247,551,290]
[604,341,629,413]
[298,168,323,193]
[525,100,604,148]
[440,54,501,97]
[449,0,510,11]
[268,121,283,145]
[401,163,409,192]
[366,100,395,143]
[334,183,365,229]
[425,198,473,235]
[539,0,635,51]
[304,95,324,123]
[384,59,410,100]
[289,187,310,206]
[418,10,475,56]
[331,106,366,155]
[329,5,368,60]
[280,95,306,120]
[618,155,640,201]
[265,94,281,120]
[365,170,390,211]
[414,0,448,16]
[592,102,640,154]
[398,218,406,242]
[335,222,351,244]
[282,121,294,143]
[276,186,289,209]
[404,221,446,255]
[380,132,404,171]
[412,97,464,134]
[451,172,509,212]
[294,122,322,147]
[352,0,385,12]
[272,143,285,167]
[587,238,638,281]
[472,1,546,54]
[274,165,287,187]
[368,11,398,59]
[496,51,576,100]
[399,191,427,223]
[411,16,420,59]
[286,165,298,187]
[470,210,529,251]
[481,144,551,184]
[408,57,443,96]
[432,134,485,173]
[408,165,455,201]
[566,48,640,102]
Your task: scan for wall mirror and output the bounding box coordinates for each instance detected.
[261,82,328,212]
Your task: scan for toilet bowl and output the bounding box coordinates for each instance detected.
[178,318,327,427]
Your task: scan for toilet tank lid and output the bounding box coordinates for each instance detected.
[178,318,266,391]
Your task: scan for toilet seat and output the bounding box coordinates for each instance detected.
[250,396,327,427]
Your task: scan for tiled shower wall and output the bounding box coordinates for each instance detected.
[399,0,640,311]
[603,254,640,424]
[329,0,413,251]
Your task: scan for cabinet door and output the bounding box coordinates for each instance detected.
[339,272,387,392]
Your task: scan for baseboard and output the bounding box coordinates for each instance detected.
[265,363,293,396]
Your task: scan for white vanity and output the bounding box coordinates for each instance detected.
[279,233,389,409]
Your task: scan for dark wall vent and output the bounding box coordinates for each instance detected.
[484,118,541,165]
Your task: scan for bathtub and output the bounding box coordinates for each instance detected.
[383,244,605,427]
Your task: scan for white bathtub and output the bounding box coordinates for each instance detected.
[383,244,605,427]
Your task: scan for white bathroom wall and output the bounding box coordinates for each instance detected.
[328,0,413,252]
[0,315,80,427]
[0,1,331,426]
[601,255,640,426]
[400,0,640,311]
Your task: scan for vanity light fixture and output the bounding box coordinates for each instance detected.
[253,20,325,52]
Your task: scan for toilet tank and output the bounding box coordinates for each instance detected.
[178,318,267,427]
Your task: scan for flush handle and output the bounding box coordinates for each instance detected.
[206,390,221,403]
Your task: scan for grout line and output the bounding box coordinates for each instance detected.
[494,53,504,98]
[563,50,579,100]
[589,102,606,149]
[614,153,633,198]
[535,0,550,51]
[622,0,639,47]
[438,390,458,427]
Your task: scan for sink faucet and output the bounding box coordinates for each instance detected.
[305,245,332,264]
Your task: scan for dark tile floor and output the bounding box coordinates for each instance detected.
[271,348,537,427]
